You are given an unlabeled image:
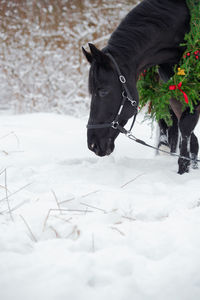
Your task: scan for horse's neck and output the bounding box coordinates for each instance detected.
[107,38,184,78]
[106,0,189,77]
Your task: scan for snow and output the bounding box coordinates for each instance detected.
[0,112,200,300]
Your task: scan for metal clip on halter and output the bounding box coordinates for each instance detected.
[119,75,126,84]
[129,99,137,107]
[122,91,137,107]
[111,121,119,129]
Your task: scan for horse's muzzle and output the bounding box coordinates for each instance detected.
[88,137,114,157]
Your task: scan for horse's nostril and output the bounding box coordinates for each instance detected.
[89,142,98,153]
[90,143,95,150]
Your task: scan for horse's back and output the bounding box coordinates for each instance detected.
[108,0,190,57]
[122,0,190,34]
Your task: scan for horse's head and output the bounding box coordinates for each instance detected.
[82,43,138,157]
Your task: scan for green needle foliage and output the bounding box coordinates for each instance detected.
[137,0,200,126]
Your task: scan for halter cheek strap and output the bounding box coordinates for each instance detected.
[86,53,138,134]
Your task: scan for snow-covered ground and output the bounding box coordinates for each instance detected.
[0,112,200,300]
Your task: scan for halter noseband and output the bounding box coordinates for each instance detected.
[86,53,138,134]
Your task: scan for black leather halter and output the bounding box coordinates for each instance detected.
[86,53,138,134]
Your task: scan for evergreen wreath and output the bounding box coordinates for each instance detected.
[137,0,200,126]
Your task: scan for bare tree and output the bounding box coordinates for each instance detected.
[0,0,139,115]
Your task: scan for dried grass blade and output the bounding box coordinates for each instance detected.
[20,215,37,242]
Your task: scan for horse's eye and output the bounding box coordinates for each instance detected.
[98,89,109,98]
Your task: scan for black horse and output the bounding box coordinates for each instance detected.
[82,0,199,174]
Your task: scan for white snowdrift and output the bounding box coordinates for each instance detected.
[0,112,200,300]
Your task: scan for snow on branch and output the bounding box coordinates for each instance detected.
[0,0,138,115]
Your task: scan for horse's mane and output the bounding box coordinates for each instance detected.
[89,0,189,94]
[106,0,189,59]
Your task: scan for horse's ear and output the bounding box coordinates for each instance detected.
[82,46,93,64]
[88,43,101,57]
[88,43,106,63]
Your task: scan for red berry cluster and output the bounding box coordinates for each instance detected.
[184,50,199,60]
[141,69,147,77]
[139,69,147,80]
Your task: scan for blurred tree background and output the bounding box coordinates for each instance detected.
[0,0,139,116]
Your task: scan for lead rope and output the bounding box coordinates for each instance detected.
[117,124,200,163]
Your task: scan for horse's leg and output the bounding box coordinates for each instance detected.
[190,132,199,169]
[158,119,169,150]
[178,109,199,174]
[168,110,179,154]
[158,110,178,154]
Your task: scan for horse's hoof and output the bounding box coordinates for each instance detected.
[178,163,190,174]
[192,162,198,170]
[191,154,198,170]
[178,158,190,174]
[178,168,189,175]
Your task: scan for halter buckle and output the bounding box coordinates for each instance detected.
[111,121,119,129]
